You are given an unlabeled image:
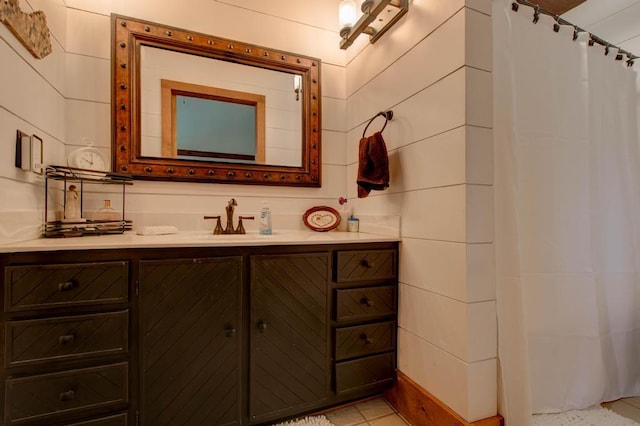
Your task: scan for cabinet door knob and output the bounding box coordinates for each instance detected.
[58,334,75,345]
[360,333,374,344]
[225,327,236,337]
[360,259,374,268]
[57,281,76,292]
[59,389,75,402]
[257,320,267,332]
[360,297,374,307]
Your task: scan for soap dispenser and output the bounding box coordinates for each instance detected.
[259,201,272,235]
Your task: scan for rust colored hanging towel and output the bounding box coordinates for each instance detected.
[357,131,389,198]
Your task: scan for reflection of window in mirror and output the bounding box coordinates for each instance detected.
[161,79,266,164]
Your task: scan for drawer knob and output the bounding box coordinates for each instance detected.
[58,334,75,345]
[59,389,75,402]
[360,297,374,307]
[57,281,76,292]
[257,320,267,332]
[225,327,236,337]
[360,333,374,344]
[360,259,374,268]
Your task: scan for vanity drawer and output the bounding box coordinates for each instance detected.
[5,261,128,312]
[335,321,395,361]
[5,363,128,424]
[335,352,395,395]
[335,285,396,321]
[335,250,396,283]
[66,412,128,426]
[6,311,128,368]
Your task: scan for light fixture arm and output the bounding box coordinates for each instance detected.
[340,0,408,50]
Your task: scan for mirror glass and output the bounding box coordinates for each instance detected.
[112,14,321,186]
[140,46,302,167]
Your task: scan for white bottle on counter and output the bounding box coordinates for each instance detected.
[259,201,272,235]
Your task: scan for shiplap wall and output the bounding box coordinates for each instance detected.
[0,0,67,242]
[344,0,497,421]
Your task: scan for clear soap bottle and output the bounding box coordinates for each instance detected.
[94,199,120,221]
[259,201,272,235]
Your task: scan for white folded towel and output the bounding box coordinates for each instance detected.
[136,226,179,236]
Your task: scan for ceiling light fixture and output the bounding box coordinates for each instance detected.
[338,0,408,50]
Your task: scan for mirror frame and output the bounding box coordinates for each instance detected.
[111,14,321,186]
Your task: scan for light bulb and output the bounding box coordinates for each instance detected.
[339,0,358,31]
[293,75,302,92]
[293,75,302,101]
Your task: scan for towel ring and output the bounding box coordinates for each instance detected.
[362,110,393,138]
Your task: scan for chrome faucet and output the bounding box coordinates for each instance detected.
[204,198,254,234]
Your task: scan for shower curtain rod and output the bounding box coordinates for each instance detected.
[512,0,638,66]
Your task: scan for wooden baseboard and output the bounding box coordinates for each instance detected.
[384,371,504,426]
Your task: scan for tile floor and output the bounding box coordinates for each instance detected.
[603,397,640,423]
[322,398,409,426]
[320,396,640,425]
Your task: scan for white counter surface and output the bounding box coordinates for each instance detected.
[0,230,400,253]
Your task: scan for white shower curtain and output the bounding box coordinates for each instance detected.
[493,1,640,424]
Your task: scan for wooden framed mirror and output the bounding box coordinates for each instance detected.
[112,15,321,186]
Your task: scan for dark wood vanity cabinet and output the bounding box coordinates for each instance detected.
[332,250,397,396]
[138,257,243,426]
[2,260,130,426]
[249,254,330,424]
[0,241,397,426]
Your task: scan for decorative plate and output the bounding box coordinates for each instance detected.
[303,206,341,232]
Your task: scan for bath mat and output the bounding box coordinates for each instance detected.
[533,406,639,425]
[272,415,334,426]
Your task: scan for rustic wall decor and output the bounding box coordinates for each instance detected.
[0,0,52,59]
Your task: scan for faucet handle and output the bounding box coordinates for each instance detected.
[204,215,223,235]
[236,216,254,234]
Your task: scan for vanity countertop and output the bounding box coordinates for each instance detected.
[0,230,400,253]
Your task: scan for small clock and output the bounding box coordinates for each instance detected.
[67,146,108,171]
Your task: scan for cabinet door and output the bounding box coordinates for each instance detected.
[249,253,329,423]
[139,257,242,426]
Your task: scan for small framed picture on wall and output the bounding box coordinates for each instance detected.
[31,134,43,174]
